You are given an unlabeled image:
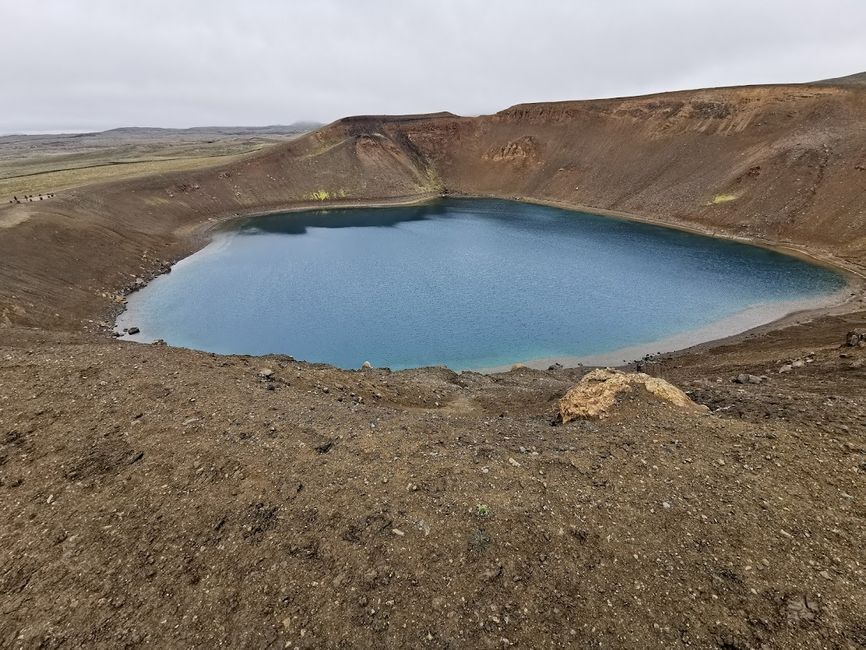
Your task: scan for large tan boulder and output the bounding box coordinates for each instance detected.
[559,368,707,422]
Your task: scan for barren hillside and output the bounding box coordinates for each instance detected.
[1,80,865,648]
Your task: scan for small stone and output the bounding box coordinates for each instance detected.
[778,364,793,374]
[391,528,405,536]
[508,457,521,467]
[127,326,140,335]
[786,594,819,622]
[735,373,767,384]
[662,501,672,509]
[791,359,804,369]
[258,368,274,379]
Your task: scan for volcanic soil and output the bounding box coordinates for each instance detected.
[1,76,866,648]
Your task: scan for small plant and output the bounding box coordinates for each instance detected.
[309,189,330,201]
[468,527,491,553]
[474,503,492,517]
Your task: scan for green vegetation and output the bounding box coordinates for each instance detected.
[0,143,276,200]
[0,131,306,201]
[474,503,492,517]
[710,193,737,205]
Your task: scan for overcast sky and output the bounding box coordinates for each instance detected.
[2,0,864,133]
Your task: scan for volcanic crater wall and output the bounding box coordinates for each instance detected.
[1,82,865,331]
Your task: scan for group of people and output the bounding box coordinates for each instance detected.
[9,192,54,203]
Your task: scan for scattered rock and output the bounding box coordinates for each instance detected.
[734,373,767,385]
[791,359,805,369]
[559,368,707,422]
[845,329,866,347]
[785,594,820,623]
[314,440,334,454]
[548,362,564,370]
[778,364,793,374]
[481,563,503,581]
[257,368,274,380]
[126,326,140,335]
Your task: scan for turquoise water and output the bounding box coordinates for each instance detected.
[118,199,845,370]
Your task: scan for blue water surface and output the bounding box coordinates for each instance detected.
[120,199,844,370]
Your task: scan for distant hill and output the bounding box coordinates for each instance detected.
[0,122,322,143]
[813,71,866,86]
[0,123,323,164]
[99,123,322,138]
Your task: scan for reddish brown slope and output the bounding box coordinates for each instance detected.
[408,85,866,260]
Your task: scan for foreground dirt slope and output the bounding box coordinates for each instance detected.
[1,321,865,648]
[1,79,866,647]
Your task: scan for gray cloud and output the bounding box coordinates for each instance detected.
[2,0,865,132]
